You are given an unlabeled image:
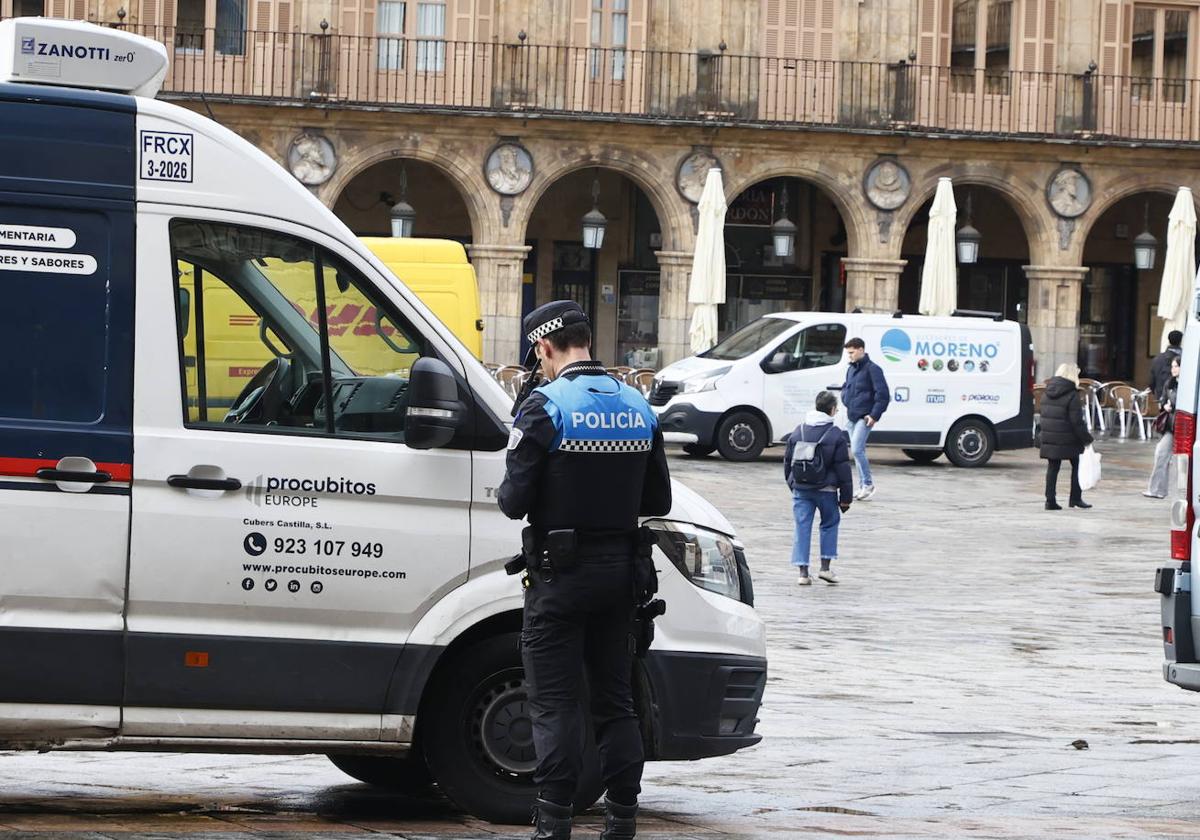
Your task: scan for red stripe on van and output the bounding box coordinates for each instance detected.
[0,457,132,483]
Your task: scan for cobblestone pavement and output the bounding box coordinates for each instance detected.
[3,436,1200,839]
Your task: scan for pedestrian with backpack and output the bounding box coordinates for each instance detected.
[784,390,854,586]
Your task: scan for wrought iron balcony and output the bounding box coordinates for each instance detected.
[111,25,1200,146]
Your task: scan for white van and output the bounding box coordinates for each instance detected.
[0,19,765,824]
[652,311,1035,466]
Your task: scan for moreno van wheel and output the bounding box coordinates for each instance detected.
[423,633,603,824]
[944,419,994,467]
[902,448,942,464]
[715,412,767,461]
[682,443,716,457]
[327,752,433,791]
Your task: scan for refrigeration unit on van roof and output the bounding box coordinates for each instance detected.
[0,17,168,97]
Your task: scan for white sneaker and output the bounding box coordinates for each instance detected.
[818,570,839,584]
[1143,491,1166,499]
[796,574,812,586]
[856,484,876,501]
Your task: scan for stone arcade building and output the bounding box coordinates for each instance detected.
[9,0,1200,381]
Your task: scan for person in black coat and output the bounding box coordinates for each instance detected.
[1039,363,1094,510]
[783,391,854,585]
[1145,356,1181,499]
[1150,330,1183,396]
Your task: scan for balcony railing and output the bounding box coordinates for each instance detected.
[108,25,1200,145]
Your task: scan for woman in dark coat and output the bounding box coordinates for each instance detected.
[1039,363,1094,510]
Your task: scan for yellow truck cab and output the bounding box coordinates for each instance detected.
[360,237,483,361]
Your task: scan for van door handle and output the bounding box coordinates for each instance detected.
[35,468,112,483]
[167,474,243,491]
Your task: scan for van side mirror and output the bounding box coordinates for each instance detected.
[406,357,465,450]
[760,351,794,375]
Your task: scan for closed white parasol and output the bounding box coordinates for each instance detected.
[1157,187,1196,350]
[919,177,958,317]
[688,167,727,354]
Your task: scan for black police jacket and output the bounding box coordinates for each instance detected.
[497,360,672,533]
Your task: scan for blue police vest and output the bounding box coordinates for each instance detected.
[536,374,658,455]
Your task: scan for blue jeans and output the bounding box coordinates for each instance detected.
[849,418,874,488]
[791,487,841,568]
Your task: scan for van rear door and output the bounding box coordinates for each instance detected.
[0,86,136,737]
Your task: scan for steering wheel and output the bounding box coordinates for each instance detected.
[224,356,293,424]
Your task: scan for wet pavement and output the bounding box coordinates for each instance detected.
[3,435,1200,838]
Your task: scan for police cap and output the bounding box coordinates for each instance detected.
[523,300,590,345]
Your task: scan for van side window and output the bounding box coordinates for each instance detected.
[764,323,847,373]
[170,220,430,443]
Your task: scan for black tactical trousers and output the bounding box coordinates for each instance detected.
[521,552,642,808]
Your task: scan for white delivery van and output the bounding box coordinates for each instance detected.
[652,311,1035,466]
[0,19,766,824]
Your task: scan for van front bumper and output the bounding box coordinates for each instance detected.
[641,650,766,760]
[655,403,722,449]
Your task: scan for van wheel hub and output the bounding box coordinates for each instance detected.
[471,676,536,775]
[728,423,756,452]
[957,429,984,458]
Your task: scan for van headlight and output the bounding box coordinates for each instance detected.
[646,520,748,603]
[680,366,730,394]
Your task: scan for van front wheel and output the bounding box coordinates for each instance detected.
[683,443,715,457]
[327,752,432,790]
[422,633,603,824]
[944,419,994,467]
[716,412,767,461]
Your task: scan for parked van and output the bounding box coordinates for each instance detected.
[652,311,1034,466]
[1156,291,1200,694]
[0,19,765,824]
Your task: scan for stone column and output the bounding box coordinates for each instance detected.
[654,250,694,367]
[840,258,906,313]
[468,243,531,365]
[1024,265,1088,379]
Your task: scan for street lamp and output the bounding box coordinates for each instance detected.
[956,192,981,265]
[582,176,607,250]
[388,165,416,238]
[771,187,796,259]
[1134,201,1158,270]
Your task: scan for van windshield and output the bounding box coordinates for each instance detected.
[701,317,796,361]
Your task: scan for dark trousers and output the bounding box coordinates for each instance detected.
[521,554,642,807]
[1045,456,1082,503]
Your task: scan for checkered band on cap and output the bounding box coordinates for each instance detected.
[527,317,565,344]
[558,438,653,454]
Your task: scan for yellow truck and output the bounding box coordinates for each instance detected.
[179,238,483,418]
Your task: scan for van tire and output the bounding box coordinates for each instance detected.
[422,633,604,824]
[327,752,432,791]
[944,419,995,467]
[902,449,942,464]
[716,412,767,461]
[683,443,716,457]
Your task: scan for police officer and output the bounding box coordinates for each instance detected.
[498,301,671,840]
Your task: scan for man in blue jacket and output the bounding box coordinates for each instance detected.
[840,337,890,500]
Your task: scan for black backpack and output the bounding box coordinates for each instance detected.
[790,424,833,486]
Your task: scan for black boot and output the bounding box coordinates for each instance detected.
[530,799,572,840]
[1070,497,1093,509]
[1045,499,1062,510]
[599,796,638,840]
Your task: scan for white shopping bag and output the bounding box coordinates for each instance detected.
[1078,445,1102,491]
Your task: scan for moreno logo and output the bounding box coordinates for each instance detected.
[880,328,912,363]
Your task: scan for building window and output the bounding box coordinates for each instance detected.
[15,0,45,15]
[1131,5,1192,103]
[588,0,628,81]
[378,0,406,70]
[174,0,245,55]
[950,0,1013,94]
[415,1,446,72]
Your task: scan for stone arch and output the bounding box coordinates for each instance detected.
[321,139,493,243]
[1069,173,1200,265]
[722,161,871,261]
[890,164,1054,265]
[511,148,693,254]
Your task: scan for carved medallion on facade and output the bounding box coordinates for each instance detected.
[676,150,721,204]
[287,133,337,186]
[1046,166,1092,219]
[863,158,911,211]
[485,142,534,196]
